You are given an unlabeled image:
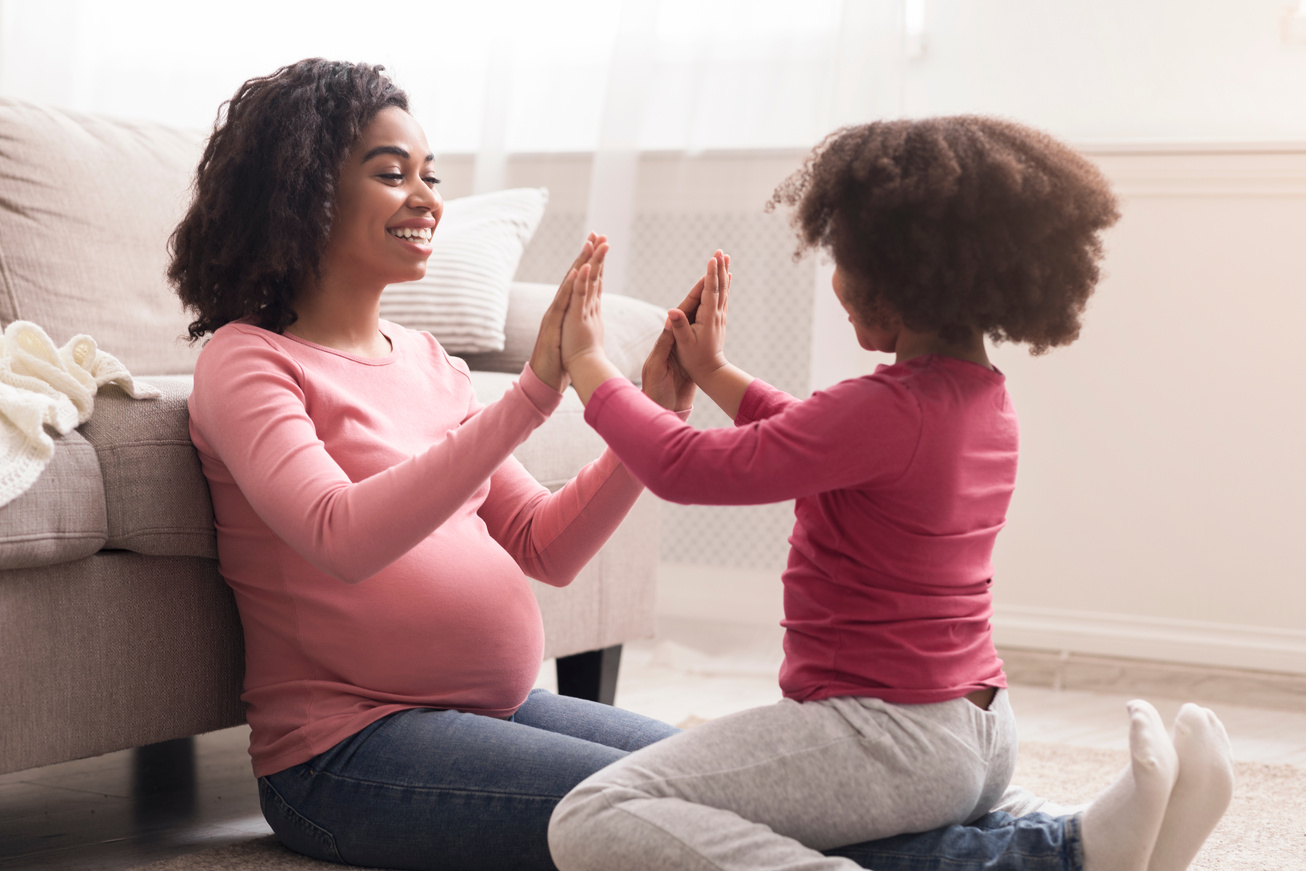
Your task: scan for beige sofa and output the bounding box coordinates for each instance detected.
[0,98,663,775]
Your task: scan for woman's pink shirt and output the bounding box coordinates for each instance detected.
[584,354,1016,705]
[189,321,643,777]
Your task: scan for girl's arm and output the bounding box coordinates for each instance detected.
[583,374,920,506]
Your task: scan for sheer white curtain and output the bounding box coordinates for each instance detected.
[0,0,910,291]
[0,0,902,147]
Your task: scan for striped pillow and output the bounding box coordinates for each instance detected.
[380,187,548,353]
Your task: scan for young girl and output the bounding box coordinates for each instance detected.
[548,117,1232,871]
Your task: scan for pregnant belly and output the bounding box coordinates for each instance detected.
[295,530,547,706]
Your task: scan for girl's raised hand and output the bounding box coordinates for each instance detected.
[529,232,604,391]
[665,250,731,382]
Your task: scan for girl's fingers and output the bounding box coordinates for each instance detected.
[702,254,722,320]
[665,308,694,345]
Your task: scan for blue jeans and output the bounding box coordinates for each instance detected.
[259,689,1082,871]
[826,812,1084,871]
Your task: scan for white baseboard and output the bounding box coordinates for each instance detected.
[658,563,1306,675]
[992,605,1306,675]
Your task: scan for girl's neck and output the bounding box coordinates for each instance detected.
[894,327,993,370]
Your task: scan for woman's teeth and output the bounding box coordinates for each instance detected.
[389,227,433,242]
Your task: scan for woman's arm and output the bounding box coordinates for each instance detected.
[192,339,567,583]
[476,448,643,587]
[192,241,609,584]
[481,237,697,587]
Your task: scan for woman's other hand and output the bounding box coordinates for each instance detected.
[641,281,701,412]
[529,233,604,391]
[665,251,731,382]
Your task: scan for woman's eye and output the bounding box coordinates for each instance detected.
[378,173,403,183]
[424,176,441,187]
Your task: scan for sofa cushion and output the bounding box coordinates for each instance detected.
[380,189,548,355]
[79,375,217,559]
[0,98,204,375]
[0,429,106,570]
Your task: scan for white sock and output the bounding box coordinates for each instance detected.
[1081,700,1179,871]
[1147,704,1235,871]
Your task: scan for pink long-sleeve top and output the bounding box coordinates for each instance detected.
[188,321,644,777]
[585,354,1016,705]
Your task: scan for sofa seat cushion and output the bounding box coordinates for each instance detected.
[0,429,106,570]
[79,375,217,560]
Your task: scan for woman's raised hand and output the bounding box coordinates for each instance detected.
[665,250,731,382]
[559,238,610,372]
[529,233,606,391]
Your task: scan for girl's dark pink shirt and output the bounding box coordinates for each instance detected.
[585,354,1016,704]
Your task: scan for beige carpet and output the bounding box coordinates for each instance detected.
[134,742,1305,870]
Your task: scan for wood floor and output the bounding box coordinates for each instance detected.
[5,631,1305,870]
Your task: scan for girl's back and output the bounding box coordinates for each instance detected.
[777,353,1017,706]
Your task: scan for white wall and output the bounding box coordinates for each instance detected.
[986,146,1306,673]
[900,0,1306,144]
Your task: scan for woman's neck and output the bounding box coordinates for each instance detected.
[286,278,391,359]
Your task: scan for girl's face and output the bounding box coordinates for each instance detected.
[319,106,443,290]
[832,265,900,354]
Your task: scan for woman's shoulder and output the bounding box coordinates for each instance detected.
[194,321,303,385]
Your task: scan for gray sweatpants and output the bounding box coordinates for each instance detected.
[549,690,1019,871]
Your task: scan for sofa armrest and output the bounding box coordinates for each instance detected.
[458,281,665,381]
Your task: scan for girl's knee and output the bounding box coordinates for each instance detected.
[548,780,621,871]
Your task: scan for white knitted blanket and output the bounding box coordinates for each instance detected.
[0,320,161,509]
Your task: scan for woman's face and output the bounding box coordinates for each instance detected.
[320,106,443,290]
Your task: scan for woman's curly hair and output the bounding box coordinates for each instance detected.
[770,116,1120,354]
[169,59,408,339]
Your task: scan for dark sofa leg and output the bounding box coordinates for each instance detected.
[132,736,198,824]
[133,736,196,795]
[556,644,622,705]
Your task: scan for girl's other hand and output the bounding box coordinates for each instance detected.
[666,250,731,381]
[529,233,604,391]
[560,239,610,370]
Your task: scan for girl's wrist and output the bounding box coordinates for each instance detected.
[566,351,623,406]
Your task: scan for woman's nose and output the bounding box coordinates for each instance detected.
[409,182,441,213]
